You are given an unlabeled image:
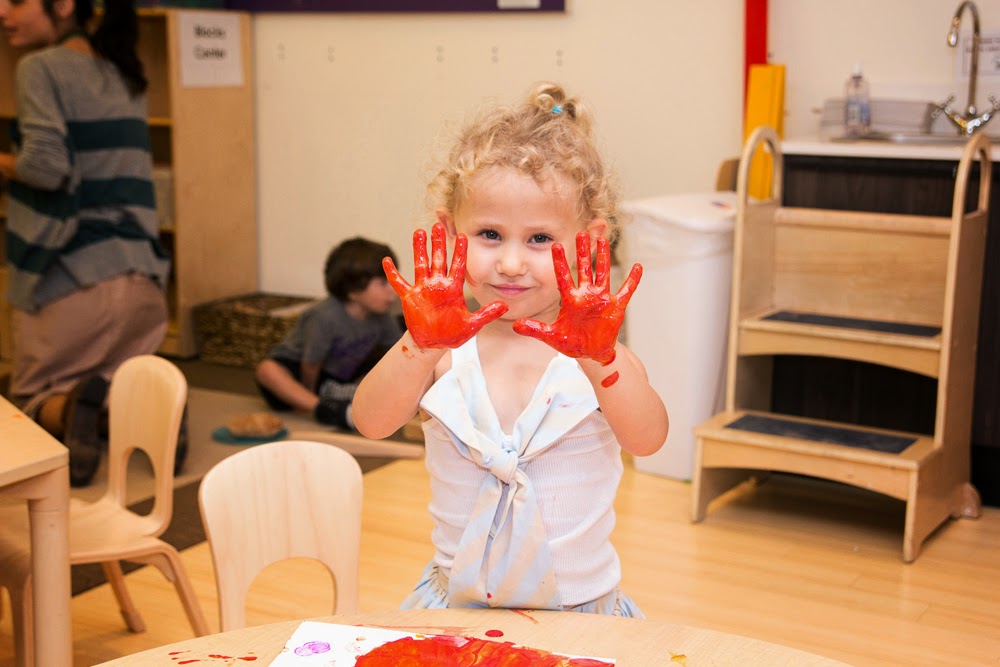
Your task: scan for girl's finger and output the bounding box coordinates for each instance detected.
[593,236,611,288]
[575,231,592,287]
[449,233,469,285]
[430,222,448,277]
[614,264,643,308]
[551,243,574,294]
[412,228,429,283]
[512,317,550,341]
[382,257,412,296]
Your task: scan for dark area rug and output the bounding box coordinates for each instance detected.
[71,454,394,596]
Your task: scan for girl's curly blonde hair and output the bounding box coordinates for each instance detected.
[426,82,622,243]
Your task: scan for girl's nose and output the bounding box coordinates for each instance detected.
[496,244,526,276]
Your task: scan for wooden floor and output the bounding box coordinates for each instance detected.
[2,456,999,666]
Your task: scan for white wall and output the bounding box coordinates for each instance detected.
[253,0,1000,296]
[771,0,1000,139]
[252,1,744,295]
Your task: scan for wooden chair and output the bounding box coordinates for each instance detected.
[0,355,209,666]
[198,440,363,631]
[691,127,991,562]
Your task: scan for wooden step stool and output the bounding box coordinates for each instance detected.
[691,126,992,562]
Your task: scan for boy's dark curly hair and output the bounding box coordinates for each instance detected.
[324,238,397,302]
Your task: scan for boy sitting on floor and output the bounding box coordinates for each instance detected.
[254,237,401,430]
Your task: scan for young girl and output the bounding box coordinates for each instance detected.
[353,82,668,617]
[0,0,169,486]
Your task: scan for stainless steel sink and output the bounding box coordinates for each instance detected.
[832,131,973,145]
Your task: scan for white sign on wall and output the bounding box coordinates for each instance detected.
[178,12,243,88]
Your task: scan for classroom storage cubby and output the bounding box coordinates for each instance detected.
[0,8,257,360]
[691,126,992,562]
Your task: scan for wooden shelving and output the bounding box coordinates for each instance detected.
[0,9,258,360]
[691,126,992,562]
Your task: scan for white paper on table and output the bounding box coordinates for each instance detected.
[268,620,615,665]
[269,622,413,665]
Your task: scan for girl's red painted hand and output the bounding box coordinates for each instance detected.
[513,232,642,365]
[383,222,508,349]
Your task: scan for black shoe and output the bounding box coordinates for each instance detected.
[174,405,189,476]
[314,398,352,430]
[63,375,109,487]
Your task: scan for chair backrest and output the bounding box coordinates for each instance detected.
[103,354,188,535]
[198,440,363,631]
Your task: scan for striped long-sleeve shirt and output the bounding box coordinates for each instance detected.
[6,46,169,312]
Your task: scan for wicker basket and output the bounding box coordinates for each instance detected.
[193,292,318,368]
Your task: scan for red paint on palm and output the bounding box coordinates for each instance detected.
[514,233,641,365]
[383,222,508,349]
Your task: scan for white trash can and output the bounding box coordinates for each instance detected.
[620,191,736,480]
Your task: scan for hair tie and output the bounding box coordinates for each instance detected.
[551,105,563,115]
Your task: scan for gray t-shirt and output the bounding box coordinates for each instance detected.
[268,297,402,381]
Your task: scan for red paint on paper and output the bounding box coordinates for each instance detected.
[354,635,611,666]
[485,629,504,638]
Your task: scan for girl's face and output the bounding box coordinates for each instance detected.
[442,167,607,325]
[0,0,61,50]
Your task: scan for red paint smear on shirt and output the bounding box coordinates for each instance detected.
[600,371,619,388]
[354,635,611,666]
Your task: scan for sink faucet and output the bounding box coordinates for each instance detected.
[933,1,1000,136]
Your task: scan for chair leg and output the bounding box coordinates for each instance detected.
[141,547,210,637]
[8,576,34,667]
[102,561,146,633]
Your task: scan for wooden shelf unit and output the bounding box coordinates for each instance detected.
[691,126,992,562]
[0,8,258,360]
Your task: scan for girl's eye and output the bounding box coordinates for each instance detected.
[479,229,500,241]
[530,234,552,244]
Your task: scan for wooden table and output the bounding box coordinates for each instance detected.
[94,608,851,666]
[0,395,72,667]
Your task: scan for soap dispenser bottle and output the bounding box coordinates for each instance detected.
[844,62,871,137]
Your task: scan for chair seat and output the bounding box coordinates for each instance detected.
[0,499,165,564]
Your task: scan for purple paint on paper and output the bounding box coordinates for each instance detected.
[294,641,332,656]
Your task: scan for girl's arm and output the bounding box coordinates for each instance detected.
[352,333,445,439]
[353,222,508,439]
[578,344,668,456]
[514,231,668,455]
